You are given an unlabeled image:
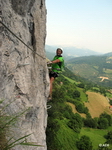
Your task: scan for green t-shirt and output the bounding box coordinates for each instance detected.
[52,55,64,73]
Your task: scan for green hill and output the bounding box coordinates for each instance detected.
[46,68,112,150]
[66,54,112,87]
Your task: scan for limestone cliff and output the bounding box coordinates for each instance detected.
[0,0,49,150]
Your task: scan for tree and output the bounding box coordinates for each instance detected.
[68,113,83,133]
[83,106,89,114]
[76,103,84,113]
[84,118,97,128]
[110,100,112,105]
[52,84,66,102]
[76,135,93,150]
[73,90,80,98]
[98,118,108,129]
[99,87,106,96]
[105,131,112,144]
[78,83,85,88]
[100,113,112,126]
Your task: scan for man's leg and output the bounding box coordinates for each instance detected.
[50,77,55,98]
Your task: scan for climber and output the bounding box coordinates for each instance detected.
[47,48,64,101]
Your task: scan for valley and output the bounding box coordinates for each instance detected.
[46,49,112,150]
[66,53,112,87]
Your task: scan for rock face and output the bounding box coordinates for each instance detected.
[0,0,49,149]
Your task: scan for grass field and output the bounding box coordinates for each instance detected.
[67,90,112,150]
[106,91,112,98]
[62,75,79,84]
[80,127,112,150]
[66,102,86,118]
[67,91,112,118]
[77,87,88,102]
[105,70,112,74]
[67,97,112,150]
[55,119,78,150]
[64,76,112,149]
[85,92,112,118]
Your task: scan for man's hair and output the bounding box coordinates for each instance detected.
[57,48,63,54]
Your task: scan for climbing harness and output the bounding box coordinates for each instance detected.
[0,20,46,59]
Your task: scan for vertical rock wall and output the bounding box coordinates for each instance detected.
[0,0,49,149]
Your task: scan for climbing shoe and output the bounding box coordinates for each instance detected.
[47,95,52,102]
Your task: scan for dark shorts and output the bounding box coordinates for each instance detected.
[49,71,59,78]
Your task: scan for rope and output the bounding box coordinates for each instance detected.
[47,105,52,109]
[0,21,46,59]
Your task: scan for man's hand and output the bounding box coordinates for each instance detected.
[47,61,52,65]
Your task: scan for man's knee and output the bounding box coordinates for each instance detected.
[50,77,55,83]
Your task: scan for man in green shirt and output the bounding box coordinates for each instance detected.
[47,48,64,101]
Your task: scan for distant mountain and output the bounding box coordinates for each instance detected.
[103,52,112,56]
[45,45,102,59]
[45,51,55,60]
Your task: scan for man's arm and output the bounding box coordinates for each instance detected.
[47,59,60,65]
[51,59,60,64]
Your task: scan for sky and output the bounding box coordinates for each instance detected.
[46,0,112,53]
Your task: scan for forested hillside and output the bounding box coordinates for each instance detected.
[46,67,112,150]
[66,53,112,87]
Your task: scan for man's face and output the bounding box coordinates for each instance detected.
[56,49,62,55]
